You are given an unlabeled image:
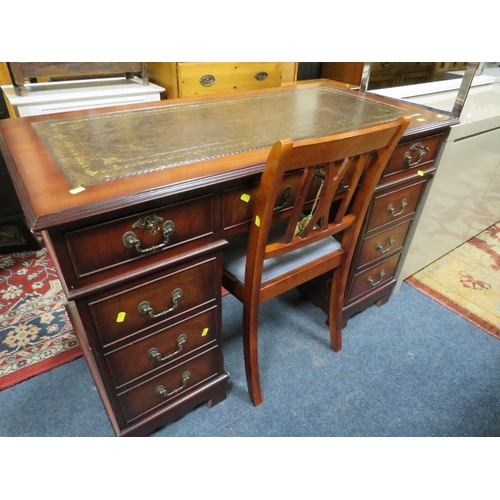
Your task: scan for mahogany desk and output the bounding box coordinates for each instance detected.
[0,81,458,436]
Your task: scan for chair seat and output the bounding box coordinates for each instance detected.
[224,219,341,284]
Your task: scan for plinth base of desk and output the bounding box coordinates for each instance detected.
[298,278,395,328]
[118,374,230,437]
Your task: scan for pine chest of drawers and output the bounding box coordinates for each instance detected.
[148,62,298,99]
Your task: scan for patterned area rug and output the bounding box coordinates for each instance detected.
[0,244,81,390]
[406,222,500,340]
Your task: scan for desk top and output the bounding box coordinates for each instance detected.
[32,86,413,189]
[0,81,459,231]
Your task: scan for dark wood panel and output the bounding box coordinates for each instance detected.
[0,149,40,253]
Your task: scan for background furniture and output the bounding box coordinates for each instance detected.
[2,77,164,117]
[6,62,149,96]
[149,62,298,98]
[321,62,469,89]
[2,62,163,117]
[0,89,40,253]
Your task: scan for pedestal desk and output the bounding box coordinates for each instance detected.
[0,81,458,436]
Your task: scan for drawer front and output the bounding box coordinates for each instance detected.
[348,254,401,302]
[117,345,222,423]
[88,256,218,347]
[177,62,283,97]
[65,194,213,279]
[400,62,434,73]
[105,306,219,389]
[222,170,328,231]
[357,219,412,268]
[383,134,442,178]
[371,62,401,76]
[367,179,427,232]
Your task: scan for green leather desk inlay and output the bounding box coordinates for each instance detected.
[32,86,415,188]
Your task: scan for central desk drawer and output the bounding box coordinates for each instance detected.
[222,170,329,231]
[87,256,218,347]
[105,307,219,389]
[65,194,214,279]
[117,345,222,423]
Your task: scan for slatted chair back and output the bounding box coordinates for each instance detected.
[245,117,410,302]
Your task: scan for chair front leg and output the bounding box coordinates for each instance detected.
[242,301,263,406]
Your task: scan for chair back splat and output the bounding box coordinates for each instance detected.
[222,116,410,406]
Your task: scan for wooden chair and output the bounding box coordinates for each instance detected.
[222,116,410,406]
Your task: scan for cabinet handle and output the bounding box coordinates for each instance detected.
[273,185,292,212]
[404,142,430,168]
[200,74,216,86]
[387,198,407,218]
[367,269,386,287]
[254,71,268,81]
[376,236,396,254]
[138,288,183,319]
[148,334,188,363]
[155,371,191,399]
[123,220,175,254]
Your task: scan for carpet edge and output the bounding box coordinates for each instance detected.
[0,346,82,391]
[406,276,500,341]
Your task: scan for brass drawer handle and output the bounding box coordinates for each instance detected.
[404,142,430,168]
[340,178,349,190]
[200,74,216,86]
[376,236,396,254]
[123,219,175,254]
[387,198,407,218]
[273,185,292,212]
[155,371,191,399]
[138,288,183,319]
[148,334,188,363]
[254,71,268,81]
[367,269,386,287]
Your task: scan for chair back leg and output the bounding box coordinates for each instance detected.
[328,263,348,352]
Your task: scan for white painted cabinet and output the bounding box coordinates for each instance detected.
[395,83,500,283]
[1,77,164,117]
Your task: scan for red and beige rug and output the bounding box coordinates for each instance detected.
[0,244,81,390]
[407,222,500,340]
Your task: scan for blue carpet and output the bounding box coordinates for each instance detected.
[1,282,499,437]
